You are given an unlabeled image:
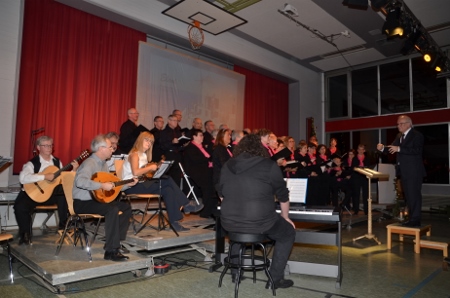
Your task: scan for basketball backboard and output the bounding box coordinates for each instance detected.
[162,0,248,35]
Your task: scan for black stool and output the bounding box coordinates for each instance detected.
[218,232,276,298]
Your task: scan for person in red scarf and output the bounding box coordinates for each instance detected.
[351,144,370,215]
[184,129,216,219]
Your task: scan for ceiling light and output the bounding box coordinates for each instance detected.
[422,50,434,63]
[382,7,404,37]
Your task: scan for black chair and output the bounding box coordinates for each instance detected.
[218,232,276,298]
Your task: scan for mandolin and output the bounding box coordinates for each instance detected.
[144,155,166,179]
[91,172,145,203]
[24,150,90,203]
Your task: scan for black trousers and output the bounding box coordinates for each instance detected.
[73,199,131,252]
[14,186,68,234]
[230,216,296,282]
[351,173,368,213]
[124,176,189,223]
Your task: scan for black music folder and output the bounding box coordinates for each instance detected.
[271,147,292,161]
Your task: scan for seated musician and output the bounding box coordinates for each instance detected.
[14,136,79,245]
[120,131,203,232]
[73,135,135,261]
[217,134,295,289]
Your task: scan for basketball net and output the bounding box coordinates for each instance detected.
[188,20,204,50]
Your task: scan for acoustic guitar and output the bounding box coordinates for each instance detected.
[91,172,145,203]
[23,150,90,203]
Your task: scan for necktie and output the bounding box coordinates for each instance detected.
[401,134,405,144]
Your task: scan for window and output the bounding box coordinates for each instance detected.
[352,67,378,118]
[328,74,348,118]
[411,57,447,111]
[380,60,410,115]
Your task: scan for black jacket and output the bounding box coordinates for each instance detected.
[217,152,289,233]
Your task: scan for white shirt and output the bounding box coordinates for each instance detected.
[19,155,63,184]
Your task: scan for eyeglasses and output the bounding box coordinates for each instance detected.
[39,144,53,148]
[101,145,114,150]
[397,122,409,126]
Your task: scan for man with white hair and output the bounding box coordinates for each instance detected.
[377,115,426,227]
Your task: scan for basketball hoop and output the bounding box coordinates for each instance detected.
[188,20,204,50]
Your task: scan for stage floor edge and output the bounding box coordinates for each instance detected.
[10,218,216,290]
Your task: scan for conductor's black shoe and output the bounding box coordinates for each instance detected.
[19,232,31,245]
[401,220,421,227]
[104,250,129,261]
[265,278,294,289]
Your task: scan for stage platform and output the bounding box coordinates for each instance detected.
[10,215,216,292]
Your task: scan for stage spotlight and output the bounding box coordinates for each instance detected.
[382,7,404,37]
[400,28,421,55]
[413,34,428,52]
[422,50,434,63]
[430,55,443,72]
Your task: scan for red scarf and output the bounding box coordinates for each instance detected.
[357,155,365,167]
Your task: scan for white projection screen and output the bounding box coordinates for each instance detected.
[136,41,245,131]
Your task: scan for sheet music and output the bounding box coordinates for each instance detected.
[106,154,128,171]
[152,160,174,179]
[285,178,307,204]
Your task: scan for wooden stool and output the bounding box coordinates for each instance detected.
[386,223,431,254]
[0,233,14,283]
[218,232,275,298]
[418,236,449,257]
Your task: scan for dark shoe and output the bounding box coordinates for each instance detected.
[19,232,31,245]
[119,244,130,254]
[401,220,421,227]
[183,200,204,214]
[265,278,294,289]
[353,210,359,215]
[104,250,129,261]
[171,221,190,232]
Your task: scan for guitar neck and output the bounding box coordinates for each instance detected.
[53,150,89,178]
[113,177,140,187]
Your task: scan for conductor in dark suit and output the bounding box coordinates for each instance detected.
[377,115,426,227]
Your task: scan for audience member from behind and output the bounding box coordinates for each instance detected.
[217,134,295,289]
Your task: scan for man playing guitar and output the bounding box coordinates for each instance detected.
[14,136,79,245]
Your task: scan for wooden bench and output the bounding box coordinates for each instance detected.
[417,236,449,257]
[386,223,431,254]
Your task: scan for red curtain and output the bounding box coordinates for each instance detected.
[234,66,288,136]
[14,0,145,173]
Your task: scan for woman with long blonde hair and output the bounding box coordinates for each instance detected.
[121,131,203,232]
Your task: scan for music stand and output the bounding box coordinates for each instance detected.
[352,168,389,245]
[178,163,200,205]
[134,160,180,237]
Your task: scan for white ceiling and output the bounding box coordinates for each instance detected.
[57,0,450,76]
